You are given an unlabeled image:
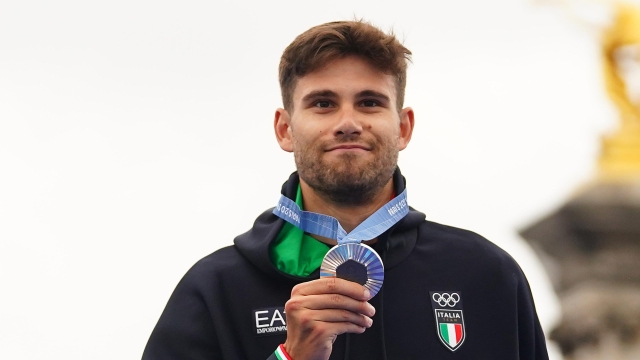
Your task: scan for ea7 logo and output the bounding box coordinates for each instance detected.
[253,307,287,336]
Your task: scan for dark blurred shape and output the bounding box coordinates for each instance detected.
[520,182,640,359]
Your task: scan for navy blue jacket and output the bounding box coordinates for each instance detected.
[143,169,549,359]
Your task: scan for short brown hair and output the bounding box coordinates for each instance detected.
[279,20,412,112]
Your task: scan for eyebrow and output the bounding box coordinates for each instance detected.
[355,90,390,103]
[300,89,391,103]
[301,90,338,103]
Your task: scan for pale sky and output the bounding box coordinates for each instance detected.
[0,0,626,359]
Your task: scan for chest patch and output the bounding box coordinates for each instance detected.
[252,307,287,336]
[430,291,466,351]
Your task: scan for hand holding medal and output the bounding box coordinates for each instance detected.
[273,189,409,298]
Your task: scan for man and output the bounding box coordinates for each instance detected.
[143,20,549,360]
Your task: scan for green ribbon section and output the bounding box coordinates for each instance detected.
[269,184,330,277]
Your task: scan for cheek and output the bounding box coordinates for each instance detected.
[292,126,325,145]
[291,132,315,152]
[375,124,399,141]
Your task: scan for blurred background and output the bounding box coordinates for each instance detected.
[2,0,638,359]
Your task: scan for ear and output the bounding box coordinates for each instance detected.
[398,107,415,150]
[274,108,293,152]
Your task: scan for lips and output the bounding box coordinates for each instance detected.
[325,143,371,151]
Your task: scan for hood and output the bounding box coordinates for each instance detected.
[233,167,426,283]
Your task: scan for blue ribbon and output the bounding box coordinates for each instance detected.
[273,189,409,244]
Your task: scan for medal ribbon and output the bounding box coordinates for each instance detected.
[273,189,409,244]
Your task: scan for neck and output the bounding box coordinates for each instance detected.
[299,179,395,245]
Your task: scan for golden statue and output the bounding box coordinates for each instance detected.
[538,0,640,178]
[603,3,640,129]
[599,2,640,178]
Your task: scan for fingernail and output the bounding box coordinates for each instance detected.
[367,303,376,315]
[367,317,373,327]
[364,288,371,299]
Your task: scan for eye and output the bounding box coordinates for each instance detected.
[314,100,333,108]
[361,99,380,107]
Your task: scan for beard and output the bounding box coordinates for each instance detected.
[294,135,398,206]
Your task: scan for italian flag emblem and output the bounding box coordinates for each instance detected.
[434,309,466,351]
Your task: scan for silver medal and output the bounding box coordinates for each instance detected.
[320,242,384,298]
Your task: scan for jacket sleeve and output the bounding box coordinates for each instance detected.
[517,269,550,360]
[142,269,221,360]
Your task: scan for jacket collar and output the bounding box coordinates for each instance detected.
[233,167,426,282]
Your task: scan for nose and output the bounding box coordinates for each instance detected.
[333,107,363,138]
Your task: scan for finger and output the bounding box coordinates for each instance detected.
[288,293,375,317]
[314,319,369,336]
[308,309,374,329]
[292,277,370,300]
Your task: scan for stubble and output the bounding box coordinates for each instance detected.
[294,135,398,206]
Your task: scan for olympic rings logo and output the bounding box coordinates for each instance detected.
[432,292,460,307]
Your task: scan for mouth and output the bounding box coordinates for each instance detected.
[325,144,371,152]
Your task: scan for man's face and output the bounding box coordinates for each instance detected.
[275,56,414,205]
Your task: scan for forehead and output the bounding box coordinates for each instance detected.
[292,56,397,105]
